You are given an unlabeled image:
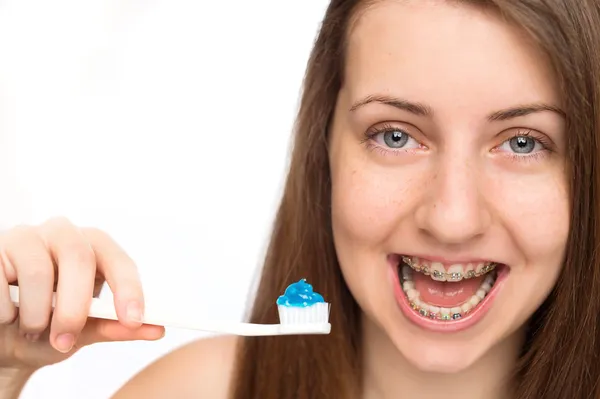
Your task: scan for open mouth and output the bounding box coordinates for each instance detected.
[390,254,509,331]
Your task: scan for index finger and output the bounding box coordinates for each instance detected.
[81,228,145,328]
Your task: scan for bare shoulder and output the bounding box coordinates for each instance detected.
[111,335,239,399]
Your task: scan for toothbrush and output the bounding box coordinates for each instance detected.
[8,281,332,337]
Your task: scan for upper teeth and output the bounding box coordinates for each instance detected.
[401,256,496,281]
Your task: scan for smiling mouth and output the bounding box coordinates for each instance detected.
[396,255,504,322]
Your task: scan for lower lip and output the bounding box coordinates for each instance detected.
[389,259,510,333]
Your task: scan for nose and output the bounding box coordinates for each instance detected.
[414,152,491,245]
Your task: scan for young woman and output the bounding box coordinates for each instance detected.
[3,1,600,398]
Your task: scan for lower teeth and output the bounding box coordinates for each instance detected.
[400,265,497,321]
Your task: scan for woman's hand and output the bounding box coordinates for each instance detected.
[0,217,164,371]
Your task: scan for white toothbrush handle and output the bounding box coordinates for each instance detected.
[8,285,331,336]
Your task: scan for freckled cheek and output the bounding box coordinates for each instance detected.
[487,175,570,259]
[331,165,422,244]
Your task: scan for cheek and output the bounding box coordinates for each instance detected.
[330,154,422,247]
[488,172,569,263]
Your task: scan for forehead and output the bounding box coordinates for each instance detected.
[343,1,560,118]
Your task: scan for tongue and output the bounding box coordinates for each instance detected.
[413,273,485,307]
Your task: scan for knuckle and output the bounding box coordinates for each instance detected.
[115,275,142,293]
[4,224,37,244]
[43,216,72,229]
[1,226,50,275]
[81,226,104,236]
[20,317,49,333]
[8,224,34,235]
[54,309,86,331]
[80,226,108,242]
[18,266,53,284]
[0,307,17,325]
[62,244,95,267]
[20,251,53,272]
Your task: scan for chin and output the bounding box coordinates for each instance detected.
[390,330,491,373]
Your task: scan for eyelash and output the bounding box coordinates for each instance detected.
[360,124,554,163]
[499,130,553,163]
[360,124,424,156]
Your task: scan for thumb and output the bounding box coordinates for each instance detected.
[78,319,165,346]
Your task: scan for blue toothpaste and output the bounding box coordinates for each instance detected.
[277,279,325,307]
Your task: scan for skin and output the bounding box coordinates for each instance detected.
[329,1,569,398]
[0,1,570,399]
[0,218,235,398]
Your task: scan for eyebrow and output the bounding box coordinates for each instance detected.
[349,95,432,116]
[349,94,565,121]
[487,103,565,121]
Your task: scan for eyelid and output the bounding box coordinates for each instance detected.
[365,122,423,140]
[495,128,555,152]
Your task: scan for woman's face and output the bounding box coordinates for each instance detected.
[329,1,569,373]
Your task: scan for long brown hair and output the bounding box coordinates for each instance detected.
[230,1,600,398]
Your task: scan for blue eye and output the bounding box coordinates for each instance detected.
[369,128,422,150]
[382,130,409,148]
[499,135,544,155]
[508,136,536,153]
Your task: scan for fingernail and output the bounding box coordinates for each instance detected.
[55,333,74,353]
[126,301,143,323]
[25,333,40,343]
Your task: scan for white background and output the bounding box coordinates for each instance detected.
[0,1,328,397]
